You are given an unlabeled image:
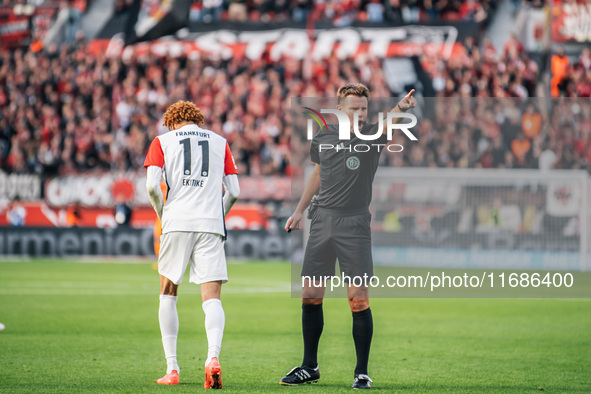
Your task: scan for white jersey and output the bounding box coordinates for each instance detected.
[144,124,238,236]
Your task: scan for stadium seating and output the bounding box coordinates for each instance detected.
[0,0,589,179]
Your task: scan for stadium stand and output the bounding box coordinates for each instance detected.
[0,0,589,180]
[2,37,589,178]
[188,0,499,24]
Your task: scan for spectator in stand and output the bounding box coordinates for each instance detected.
[427,34,539,98]
[523,0,544,7]
[557,47,591,97]
[293,0,313,22]
[114,193,133,226]
[522,103,542,140]
[66,202,81,227]
[186,0,501,24]
[64,0,82,45]
[7,198,26,226]
[401,0,420,22]
[551,47,570,97]
[201,0,223,22]
[580,47,591,71]
[490,134,507,168]
[227,0,247,21]
[510,0,521,15]
[366,0,384,22]
[1,16,590,176]
[511,133,531,168]
[503,33,525,59]
[538,142,557,171]
[423,0,439,21]
[384,0,403,22]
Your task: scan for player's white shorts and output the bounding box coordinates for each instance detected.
[158,231,228,285]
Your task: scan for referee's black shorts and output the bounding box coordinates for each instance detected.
[302,207,373,279]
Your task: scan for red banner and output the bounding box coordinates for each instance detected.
[89,25,464,61]
[0,202,271,229]
[0,16,30,47]
[43,173,290,208]
[0,6,57,48]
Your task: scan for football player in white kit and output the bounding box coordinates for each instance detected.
[144,101,240,389]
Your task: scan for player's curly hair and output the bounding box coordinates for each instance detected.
[337,83,369,105]
[162,100,205,130]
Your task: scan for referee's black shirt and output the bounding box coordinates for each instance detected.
[310,123,387,211]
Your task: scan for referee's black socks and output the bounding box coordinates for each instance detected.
[352,307,373,375]
[302,303,323,369]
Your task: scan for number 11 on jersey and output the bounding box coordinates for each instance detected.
[180,138,209,177]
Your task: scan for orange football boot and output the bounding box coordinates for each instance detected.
[156,370,179,385]
[204,357,222,389]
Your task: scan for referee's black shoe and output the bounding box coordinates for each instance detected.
[352,374,372,389]
[279,366,320,385]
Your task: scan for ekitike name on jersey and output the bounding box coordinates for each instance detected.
[183,178,204,187]
[175,130,211,138]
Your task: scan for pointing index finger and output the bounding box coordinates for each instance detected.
[405,89,416,98]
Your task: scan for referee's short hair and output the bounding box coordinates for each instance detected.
[337,83,369,105]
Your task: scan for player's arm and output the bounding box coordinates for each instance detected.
[146,166,164,221]
[144,137,165,221]
[222,174,240,216]
[222,142,240,216]
[286,164,320,232]
[382,89,417,134]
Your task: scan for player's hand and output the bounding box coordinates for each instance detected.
[286,212,303,232]
[397,89,416,112]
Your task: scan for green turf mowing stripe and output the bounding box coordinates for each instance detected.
[0,261,589,393]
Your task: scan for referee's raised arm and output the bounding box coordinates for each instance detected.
[382,89,417,134]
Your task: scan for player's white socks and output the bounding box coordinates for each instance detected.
[159,294,180,374]
[202,298,225,366]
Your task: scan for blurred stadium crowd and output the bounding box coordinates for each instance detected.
[185,0,499,24]
[1,0,590,179]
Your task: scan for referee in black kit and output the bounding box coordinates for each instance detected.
[280,83,416,389]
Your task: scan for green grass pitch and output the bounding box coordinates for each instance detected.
[0,260,590,393]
